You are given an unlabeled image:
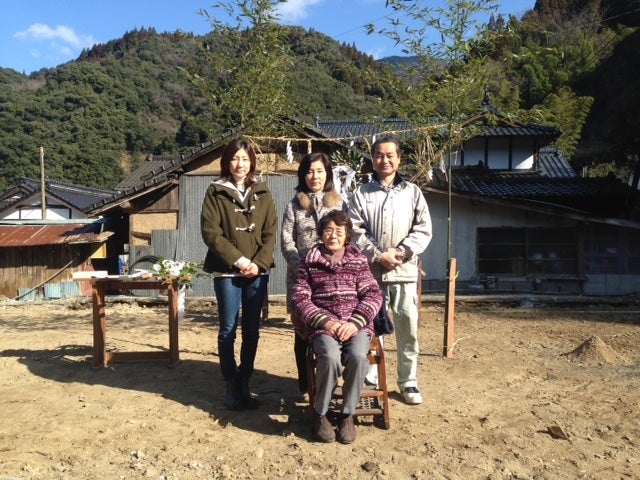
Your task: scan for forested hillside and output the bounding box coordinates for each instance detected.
[0,26,400,191]
[518,0,640,175]
[0,0,638,191]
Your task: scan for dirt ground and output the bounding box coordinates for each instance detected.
[0,295,639,480]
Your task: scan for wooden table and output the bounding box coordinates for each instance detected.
[89,278,180,368]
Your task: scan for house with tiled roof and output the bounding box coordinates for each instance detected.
[81,109,640,298]
[0,178,116,299]
[315,111,640,296]
[423,161,640,295]
[0,177,114,220]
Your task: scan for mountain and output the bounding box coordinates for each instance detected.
[0,27,402,191]
[521,0,640,173]
[0,1,638,191]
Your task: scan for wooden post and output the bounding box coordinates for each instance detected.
[443,257,456,358]
[91,282,107,368]
[167,281,180,367]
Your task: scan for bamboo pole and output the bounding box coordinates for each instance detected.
[443,257,456,358]
[40,147,46,220]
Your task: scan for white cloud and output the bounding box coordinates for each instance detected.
[14,23,97,50]
[275,0,324,22]
[57,45,73,57]
[367,47,386,60]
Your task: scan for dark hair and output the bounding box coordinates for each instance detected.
[220,138,257,185]
[295,152,335,193]
[318,209,353,243]
[371,135,401,157]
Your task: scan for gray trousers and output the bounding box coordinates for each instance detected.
[366,282,420,390]
[312,331,371,416]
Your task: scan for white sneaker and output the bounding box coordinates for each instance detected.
[402,386,422,405]
[364,374,378,389]
[364,364,378,388]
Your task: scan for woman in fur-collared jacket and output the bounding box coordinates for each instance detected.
[201,138,277,411]
[280,152,345,399]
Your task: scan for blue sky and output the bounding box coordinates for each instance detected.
[1,0,535,75]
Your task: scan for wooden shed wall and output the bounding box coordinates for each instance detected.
[129,212,178,246]
[0,245,95,298]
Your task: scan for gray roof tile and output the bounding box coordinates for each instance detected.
[429,167,637,218]
[0,177,115,214]
[538,147,577,178]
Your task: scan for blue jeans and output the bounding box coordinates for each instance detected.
[213,275,268,381]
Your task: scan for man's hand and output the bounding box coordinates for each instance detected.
[378,248,403,271]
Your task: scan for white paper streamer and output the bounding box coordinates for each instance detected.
[286,140,294,164]
[177,286,186,322]
[333,165,357,203]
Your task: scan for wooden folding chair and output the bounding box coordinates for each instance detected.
[306,335,390,429]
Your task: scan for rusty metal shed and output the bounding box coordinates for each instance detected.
[0,221,114,299]
[0,223,113,247]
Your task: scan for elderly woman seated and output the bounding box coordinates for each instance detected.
[292,209,383,444]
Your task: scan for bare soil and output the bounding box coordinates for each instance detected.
[0,296,639,479]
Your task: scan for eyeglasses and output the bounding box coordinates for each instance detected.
[322,227,346,237]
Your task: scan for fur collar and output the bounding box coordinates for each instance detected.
[296,190,341,211]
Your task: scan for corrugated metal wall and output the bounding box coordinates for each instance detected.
[139,174,435,299]
[171,174,297,298]
[265,175,299,298]
[132,174,435,299]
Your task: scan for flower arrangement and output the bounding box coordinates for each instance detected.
[152,258,207,290]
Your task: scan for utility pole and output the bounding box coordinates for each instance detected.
[40,147,46,220]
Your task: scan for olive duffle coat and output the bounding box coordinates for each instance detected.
[201,179,277,274]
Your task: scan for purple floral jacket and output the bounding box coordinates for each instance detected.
[291,242,383,341]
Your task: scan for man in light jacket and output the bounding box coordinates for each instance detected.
[349,135,432,405]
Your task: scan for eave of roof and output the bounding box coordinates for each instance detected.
[0,222,114,247]
[88,137,231,214]
[87,178,177,216]
[424,169,640,229]
[425,186,640,230]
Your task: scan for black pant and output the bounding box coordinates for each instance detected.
[294,332,308,393]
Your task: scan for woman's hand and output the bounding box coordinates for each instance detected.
[324,320,340,336]
[241,263,259,278]
[335,322,357,342]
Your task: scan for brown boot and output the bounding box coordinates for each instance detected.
[337,415,356,444]
[314,414,335,443]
